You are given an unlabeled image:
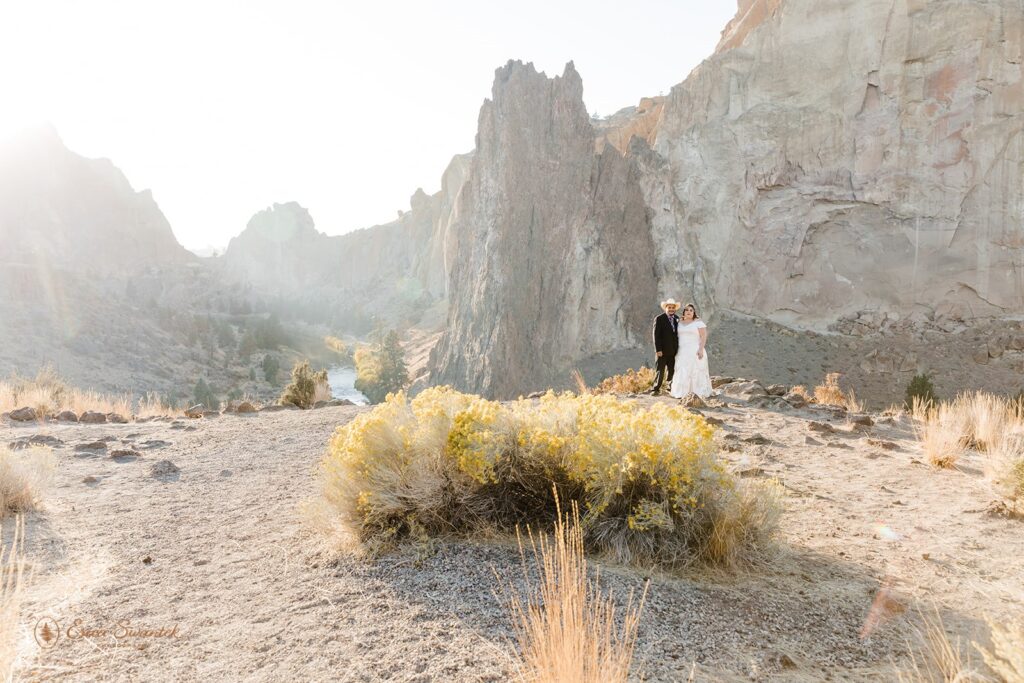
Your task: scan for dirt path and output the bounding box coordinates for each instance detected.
[3,398,1022,681]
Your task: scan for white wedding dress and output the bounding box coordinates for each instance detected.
[670,319,712,399]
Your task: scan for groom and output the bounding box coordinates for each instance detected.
[649,298,680,395]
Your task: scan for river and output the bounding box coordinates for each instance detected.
[326,366,369,405]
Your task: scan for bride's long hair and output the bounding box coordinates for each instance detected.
[682,302,700,320]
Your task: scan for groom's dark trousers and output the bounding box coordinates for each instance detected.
[651,312,679,393]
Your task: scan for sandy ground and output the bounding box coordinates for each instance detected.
[2,395,1022,681]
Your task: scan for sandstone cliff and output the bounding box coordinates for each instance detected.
[429,0,1024,401]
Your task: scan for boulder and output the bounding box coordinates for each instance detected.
[106,413,128,424]
[9,407,37,422]
[151,460,180,478]
[235,401,257,414]
[184,405,204,419]
[79,411,107,424]
[56,410,79,422]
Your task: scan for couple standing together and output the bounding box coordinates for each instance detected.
[650,299,713,399]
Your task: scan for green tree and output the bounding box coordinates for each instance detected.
[262,354,280,384]
[354,330,408,404]
[905,373,937,408]
[193,378,219,410]
[280,360,329,409]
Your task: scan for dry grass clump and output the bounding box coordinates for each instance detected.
[318,387,780,570]
[977,618,1024,683]
[0,366,172,420]
[502,502,645,683]
[0,446,55,516]
[898,609,1024,683]
[813,373,863,411]
[0,519,24,682]
[593,368,656,395]
[913,400,971,469]
[911,392,1024,485]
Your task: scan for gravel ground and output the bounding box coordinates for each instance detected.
[3,396,1021,681]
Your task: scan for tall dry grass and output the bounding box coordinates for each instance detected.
[0,519,24,682]
[0,446,55,516]
[0,367,174,420]
[813,373,863,411]
[898,608,1024,683]
[503,501,645,683]
[911,392,1024,491]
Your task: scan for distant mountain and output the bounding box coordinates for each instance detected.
[0,125,193,275]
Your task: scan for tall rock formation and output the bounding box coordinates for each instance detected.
[430,0,1024,400]
[429,62,658,397]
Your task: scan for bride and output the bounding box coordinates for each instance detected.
[670,302,713,399]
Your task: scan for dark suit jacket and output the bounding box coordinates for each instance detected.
[653,313,679,356]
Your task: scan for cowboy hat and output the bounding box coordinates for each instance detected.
[660,298,681,309]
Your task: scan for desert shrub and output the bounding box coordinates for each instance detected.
[353,330,408,404]
[594,368,656,395]
[789,385,812,402]
[0,446,55,516]
[905,373,938,409]
[502,502,644,683]
[318,387,780,569]
[280,361,329,409]
[814,373,862,410]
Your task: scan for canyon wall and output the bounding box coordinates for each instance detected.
[429,0,1024,399]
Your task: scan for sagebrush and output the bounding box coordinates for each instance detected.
[593,368,656,395]
[280,361,330,409]
[318,387,779,569]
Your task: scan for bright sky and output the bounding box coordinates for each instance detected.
[0,1,736,251]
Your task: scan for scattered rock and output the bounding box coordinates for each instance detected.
[9,434,63,450]
[783,391,808,408]
[110,449,141,460]
[827,442,853,449]
[721,380,768,398]
[867,438,899,451]
[184,405,205,418]
[142,556,153,565]
[738,466,766,477]
[744,433,773,445]
[804,436,823,446]
[202,410,220,418]
[79,411,107,424]
[850,414,874,427]
[82,475,99,484]
[9,407,38,422]
[106,413,129,424]
[75,441,107,452]
[219,469,233,477]
[680,394,707,409]
[235,401,258,414]
[56,410,79,422]
[711,376,736,389]
[138,440,170,449]
[151,460,180,478]
[526,391,545,399]
[704,416,725,426]
[808,421,835,434]
[765,384,788,396]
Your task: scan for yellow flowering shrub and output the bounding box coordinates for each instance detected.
[318,387,779,569]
